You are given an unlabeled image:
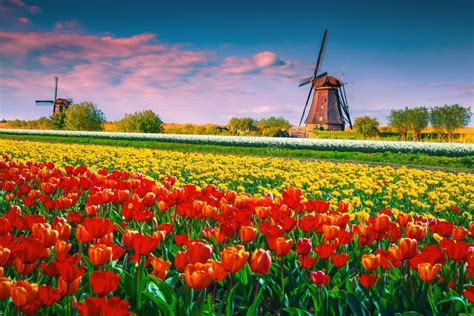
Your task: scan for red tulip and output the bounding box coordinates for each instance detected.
[184,262,213,290]
[88,244,112,266]
[417,263,442,282]
[187,241,213,264]
[240,226,257,243]
[84,217,116,239]
[250,249,272,275]
[309,271,330,286]
[131,233,159,256]
[299,255,318,269]
[90,270,121,296]
[397,238,418,260]
[361,254,380,271]
[274,237,293,257]
[372,214,391,233]
[150,257,172,280]
[296,238,312,256]
[221,245,249,274]
[464,286,474,304]
[331,253,350,267]
[359,274,378,288]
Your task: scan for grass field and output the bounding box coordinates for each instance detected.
[1,133,472,170]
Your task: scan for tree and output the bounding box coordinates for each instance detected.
[354,116,379,138]
[64,102,106,131]
[257,117,291,137]
[406,107,429,141]
[50,112,66,130]
[430,106,445,140]
[388,109,409,141]
[228,117,257,134]
[431,104,472,140]
[115,110,163,133]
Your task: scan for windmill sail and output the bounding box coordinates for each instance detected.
[298,30,353,131]
[298,30,328,126]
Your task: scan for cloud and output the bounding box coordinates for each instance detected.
[17,16,28,23]
[429,82,474,98]
[0,30,303,123]
[218,51,294,76]
[53,19,83,33]
[1,0,41,14]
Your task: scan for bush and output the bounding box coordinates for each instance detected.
[64,102,106,131]
[115,110,163,133]
[50,112,66,130]
[354,116,379,138]
[257,117,291,137]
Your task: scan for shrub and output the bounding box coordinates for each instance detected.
[115,110,163,133]
[354,116,379,138]
[64,102,106,131]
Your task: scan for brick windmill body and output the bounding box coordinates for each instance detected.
[299,30,352,134]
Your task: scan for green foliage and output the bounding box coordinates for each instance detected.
[388,109,409,140]
[63,102,106,131]
[257,116,291,137]
[406,107,429,141]
[228,117,257,134]
[431,104,472,139]
[116,110,163,133]
[354,115,379,138]
[5,117,51,130]
[50,111,66,130]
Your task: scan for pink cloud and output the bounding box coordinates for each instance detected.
[0,30,304,123]
[53,19,83,33]
[0,0,40,16]
[18,16,29,23]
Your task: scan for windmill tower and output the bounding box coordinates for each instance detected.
[35,77,73,115]
[299,30,352,133]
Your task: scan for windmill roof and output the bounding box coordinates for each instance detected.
[313,75,343,88]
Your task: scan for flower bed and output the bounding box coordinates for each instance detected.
[0,157,472,314]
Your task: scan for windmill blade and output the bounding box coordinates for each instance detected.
[298,84,313,126]
[298,76,313,87]
[54,76,58,101]
[337,86,353,129]
[35,100,54,106]
[313,30,328,78]
[341,85,352,129]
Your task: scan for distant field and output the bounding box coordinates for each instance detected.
[2,121,473,142]
[0,131,472,170]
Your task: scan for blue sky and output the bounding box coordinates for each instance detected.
[0,0,473,124]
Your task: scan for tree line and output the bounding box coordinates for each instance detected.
[354,104,471,141]
[6,102,292,136]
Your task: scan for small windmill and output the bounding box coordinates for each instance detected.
[35,77,73,115]
[298,30,352,132]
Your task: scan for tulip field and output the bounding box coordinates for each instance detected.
[0,138,473,315]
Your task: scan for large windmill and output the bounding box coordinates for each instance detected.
[298,30,352,132]
[35,77,73,115]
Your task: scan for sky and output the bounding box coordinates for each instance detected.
[0,0,473,125]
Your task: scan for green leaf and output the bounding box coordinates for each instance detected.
[282,307,313,315]
[346,292,368,316]
[247,286,264,316]
[226,284,238,316]
[144,290,174,315]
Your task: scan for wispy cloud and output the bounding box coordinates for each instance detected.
[0,30,302,122]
